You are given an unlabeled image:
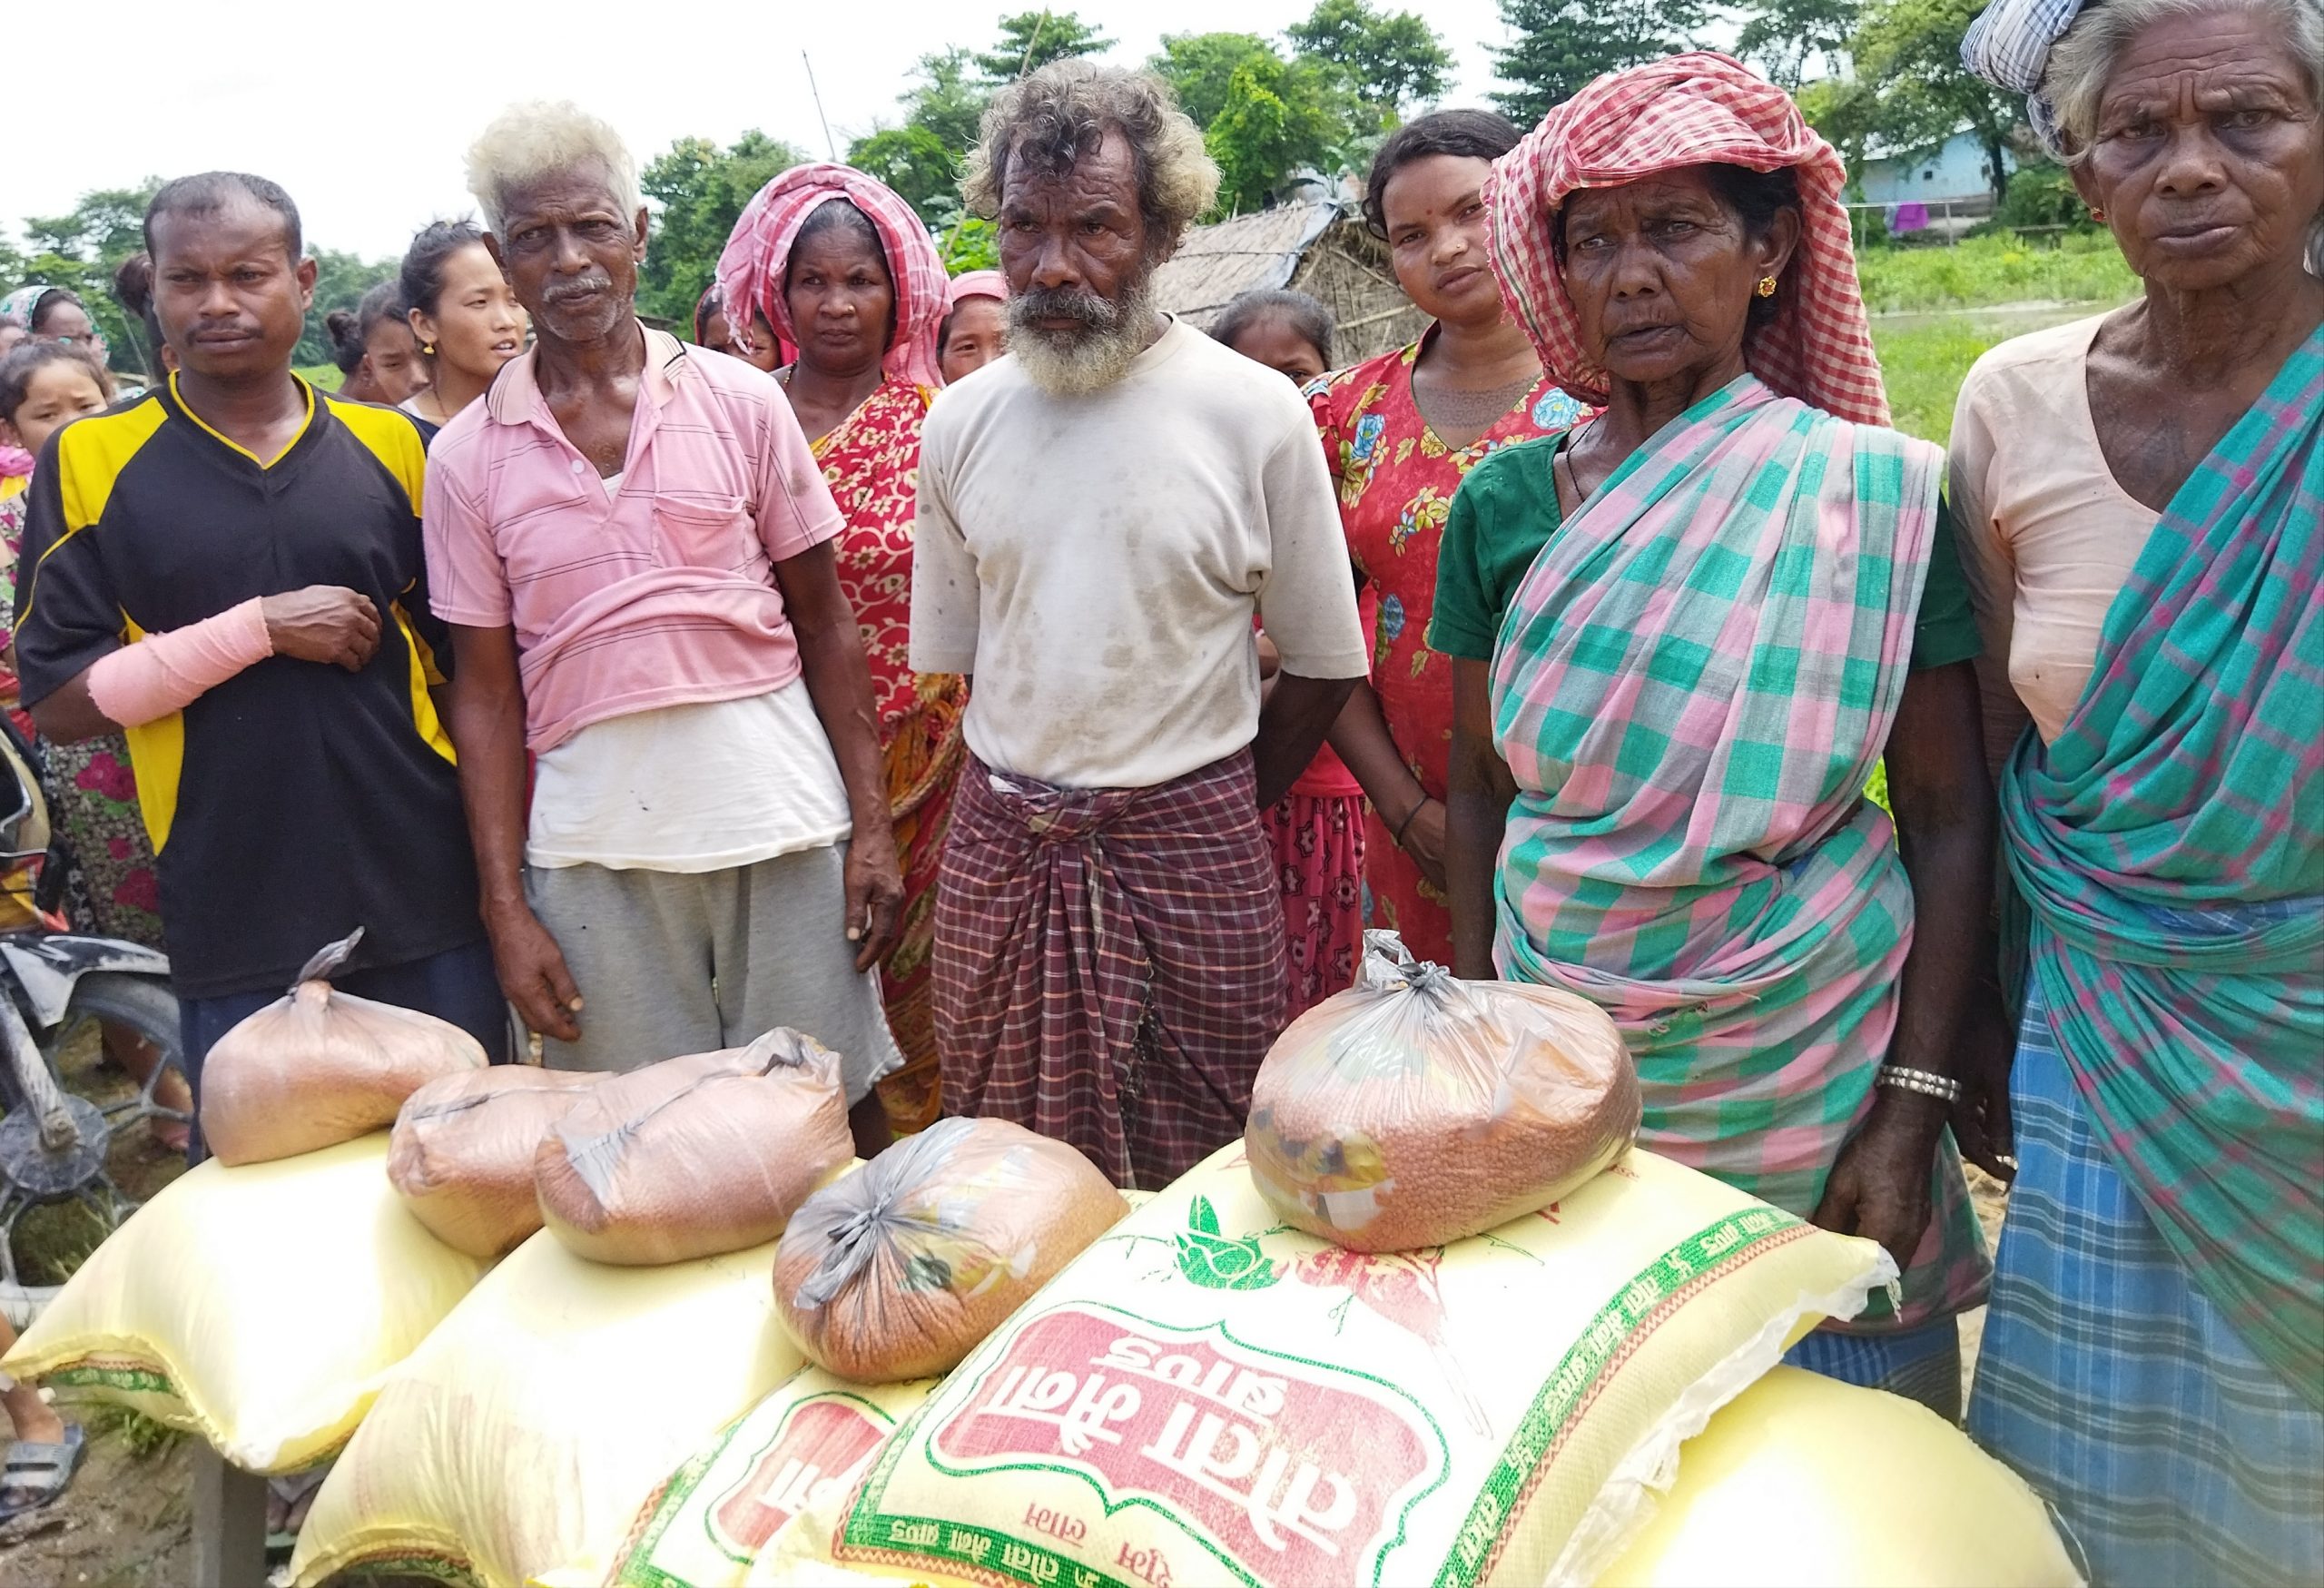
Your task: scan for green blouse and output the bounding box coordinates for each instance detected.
[1426,432,1984,671]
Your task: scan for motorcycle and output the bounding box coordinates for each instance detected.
[0,722,183,1327]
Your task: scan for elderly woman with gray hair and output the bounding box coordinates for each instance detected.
[1955,1,2323,1580]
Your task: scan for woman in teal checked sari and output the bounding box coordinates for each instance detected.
[1954,0,2323,1580]
[1448,54,1998,1415]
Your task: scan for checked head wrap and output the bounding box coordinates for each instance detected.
[1960,0,2089,153]
[714,163,948,390]
[1482,52,1891,427]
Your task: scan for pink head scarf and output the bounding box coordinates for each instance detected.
[1483,52,1889,427]
[714,163,948,390]
[945,270,1008,310]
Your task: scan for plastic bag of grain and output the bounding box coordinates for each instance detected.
[537,1029,852,1265]
[289,1227,805,1588]
[1595,1366,2082,1586]
[0,1134,486,1473]
[773,1119,1127,1383]
[201,929,487,1166]
[778,1141,1894,1588]
[1246,930,1640,1251]
[596,1367,940,1588]
[389,1067,604,1258]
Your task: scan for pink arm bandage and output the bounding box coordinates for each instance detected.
[86,597,273,727]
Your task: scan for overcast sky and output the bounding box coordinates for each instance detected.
[9,0,1517,261]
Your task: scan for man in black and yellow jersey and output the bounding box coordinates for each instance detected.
[12,173,505,1137]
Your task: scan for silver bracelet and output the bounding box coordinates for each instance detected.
[1877,1065,1962,1104]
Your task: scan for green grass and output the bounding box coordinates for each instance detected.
[1870,319,2027,448]
[294,364,343,390]
[1855,232,2137,313]
[80,1401,184,1459]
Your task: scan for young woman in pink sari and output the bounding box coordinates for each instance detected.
[716,168,967,1132]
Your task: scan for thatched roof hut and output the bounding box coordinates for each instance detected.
[1153,200,1425,366]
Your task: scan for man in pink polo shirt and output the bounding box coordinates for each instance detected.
[424,102,902,1150]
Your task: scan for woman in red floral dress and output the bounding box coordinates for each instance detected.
[1310,112,1588,965]
[714,166,967,1132]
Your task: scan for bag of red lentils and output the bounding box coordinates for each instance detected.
[1246,931,1640,1252]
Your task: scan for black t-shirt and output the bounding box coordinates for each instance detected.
[13,376,481,997]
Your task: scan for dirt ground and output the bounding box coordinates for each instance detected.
[0,1413,193,1587]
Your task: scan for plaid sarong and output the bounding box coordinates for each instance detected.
[932,750,1286,1190]
[2000,321,2324,1406]
[1969,978,2324,1587]
[1491,375,1988,1328]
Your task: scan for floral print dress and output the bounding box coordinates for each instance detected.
[0,488,163,946]
[814,376,969,1133]
[1308,331,1587,964]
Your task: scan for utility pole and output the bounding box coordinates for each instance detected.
[803,51,838,162]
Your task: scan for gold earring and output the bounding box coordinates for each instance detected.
[1755,276,1778,299]
[421,341,436,355]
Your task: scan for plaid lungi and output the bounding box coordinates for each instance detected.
[932,749,1287,1189]
[1967,973,2324,1588]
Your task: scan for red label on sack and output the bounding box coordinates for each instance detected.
[930,1306,1443,1587]
[712,1397,891,1555]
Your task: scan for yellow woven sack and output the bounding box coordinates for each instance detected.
[795,1142,1893,1588]
[595,1367,940,1588]
[289,1227,804,1588]
[0,1133,485,1473]
[1595,1366,2082,1587]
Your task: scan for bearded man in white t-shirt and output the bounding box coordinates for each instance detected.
[911,62,1369,1189]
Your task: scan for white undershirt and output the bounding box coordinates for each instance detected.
[525,684,852,872]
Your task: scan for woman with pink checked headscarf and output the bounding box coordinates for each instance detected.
[1459,52,1999,1415]
[715,167,965,1134]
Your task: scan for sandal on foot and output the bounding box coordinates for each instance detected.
[0,1423,84,1520]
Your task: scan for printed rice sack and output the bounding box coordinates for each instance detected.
[202,930,487,1165]
[1595,1366,2082,1586]
[786,1142,1892,1588]
[289,1227,804,1588]
[774,1119,1128,1383]
[1246,932,1640,1252]
[537,1029,852,1265]
[390,1066,605,1258]
[599,1367,940,1588]
[0,1133,486,1473]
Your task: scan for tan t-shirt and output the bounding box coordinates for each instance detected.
[1948,315,2160,764]
[911,319,1369,789]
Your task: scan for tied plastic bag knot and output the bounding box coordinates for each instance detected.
[773,1117,1126,1382]
[293,926,365,991]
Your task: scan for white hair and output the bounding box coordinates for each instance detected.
[465,101,643,236]
[2044,0,2324,153]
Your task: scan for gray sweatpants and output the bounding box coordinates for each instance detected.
[525,842,901,1101]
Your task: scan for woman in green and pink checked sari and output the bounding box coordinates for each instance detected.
[1455,54,1998,1415]
[1953,1,2323,1581]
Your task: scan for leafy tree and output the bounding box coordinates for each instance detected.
[12,182,161,377]
[976,10,1114,82]
[939,215,1000,273]
[1850,0,2019,205]
[901,47,991,152]
[1204,56,1351,215]
[849,126,966,229]
[1490,0,1711,127]
[1285,0,1452,122]
[294,249,400,370]
[1151,33,1289,128]
[1736,0,1862,89]
[637,130,807,329]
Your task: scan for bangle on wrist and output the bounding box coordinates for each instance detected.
[1392,795,1430,846]
[1876,1065,1960,1104]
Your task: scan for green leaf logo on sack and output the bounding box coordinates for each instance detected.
[923,1304,1445,1585]
[1175,1196,1280,1290]
[710,1396,891,1560]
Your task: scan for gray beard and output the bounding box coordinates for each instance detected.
[1007,274,1157,398]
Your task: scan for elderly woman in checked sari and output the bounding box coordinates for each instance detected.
[1952,0,2324,1579]
[714,166,968,1134]
[1450,54,1997,1415]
